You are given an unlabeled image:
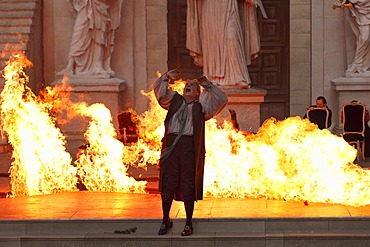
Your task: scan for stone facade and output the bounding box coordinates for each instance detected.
[290,0,312,119]
[43,0,166,115]
[1,0,366,141]
[292,0,369,133]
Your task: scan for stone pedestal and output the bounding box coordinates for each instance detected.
[217,87,267,133]
[332,76,370,132]
[52,76,126,158]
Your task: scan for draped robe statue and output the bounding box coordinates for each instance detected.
[59,0,123,78]
[186,0,266,88]
[345,0,370,74]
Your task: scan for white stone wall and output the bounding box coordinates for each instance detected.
[310,1,360,131]
[146,0,168,88]
[290,0,359,130]
[42,0,359,129]
[311,0,345,129]
[43,0,168,115]
[290,0,311,118]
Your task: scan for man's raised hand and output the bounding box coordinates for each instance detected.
[197,76,212,88]
[166,68,181,81]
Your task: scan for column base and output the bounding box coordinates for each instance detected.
[218,86,267,133]
[52,76,127,158]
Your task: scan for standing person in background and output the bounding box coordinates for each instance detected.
[154,68,228,236]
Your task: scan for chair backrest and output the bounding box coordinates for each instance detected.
[306,108,329,130]
[342,102,365,135]
[117,110,139,144]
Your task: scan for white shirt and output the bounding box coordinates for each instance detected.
[153,74,228,135]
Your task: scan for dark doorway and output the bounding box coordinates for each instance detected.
[167,0,290,122]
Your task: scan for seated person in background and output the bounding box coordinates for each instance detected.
[303,96,333,130]
[341,100,370,157]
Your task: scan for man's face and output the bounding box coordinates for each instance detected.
[316,99,325,108]
[183,80,199,101]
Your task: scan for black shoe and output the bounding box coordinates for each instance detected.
[181,225,193,236]
[158,220,173,235]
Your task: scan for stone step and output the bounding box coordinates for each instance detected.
[0,42,27,52]
[0,41,29,68]
[0,1,37,11]
[1,218,370,247]
[0,0,39,72]
[0,10,35,18]
[0,33,30,43]
[0,18,33,26]
[2,232,370,247]
[0,0,37,3]
[1,218,368,235]
[0,26,32,34]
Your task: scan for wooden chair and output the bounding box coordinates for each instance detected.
[306,108,329,130]
[117,111,139,145]
[342,102,366,161]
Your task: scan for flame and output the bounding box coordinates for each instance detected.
[74,103,146,193]
[120,78,186,168]
[0,52,146,196]
[40,78,148,193]
[0,52,78,197]
[2,55,370,207]
[122,78,370,207]
[203,117,369,207]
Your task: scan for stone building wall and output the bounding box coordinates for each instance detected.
[289,0,311,118]
[43,0,168,116]
[44,0,310,120]
[290,0,362,130]
[41,0,360,131]
[311,0,345,129]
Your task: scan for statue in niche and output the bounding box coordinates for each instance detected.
[186,0,267,88]
[58,0,123,78]
[333,0,370,74]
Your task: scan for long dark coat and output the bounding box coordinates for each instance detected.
[158,93,206,201]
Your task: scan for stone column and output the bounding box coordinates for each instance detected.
[332,76,370,133]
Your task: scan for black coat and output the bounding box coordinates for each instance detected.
[158,93,206,201]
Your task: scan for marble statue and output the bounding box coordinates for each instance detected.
[334,0,370,74]
[186,0,267,88]
[58,0,123,78]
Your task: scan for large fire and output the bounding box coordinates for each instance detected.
[1,53,370,207]
[0,53,78,196]
[0,52,146,196]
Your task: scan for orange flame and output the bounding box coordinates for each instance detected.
[74,103,147,193]
[203,117,370,206]
[0,52,78,197]
[120,78,186,169]
[123,78,370,207]
[2,54,370,207]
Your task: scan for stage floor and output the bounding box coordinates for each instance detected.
[1,191,370,220]
[1,153,370,221]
